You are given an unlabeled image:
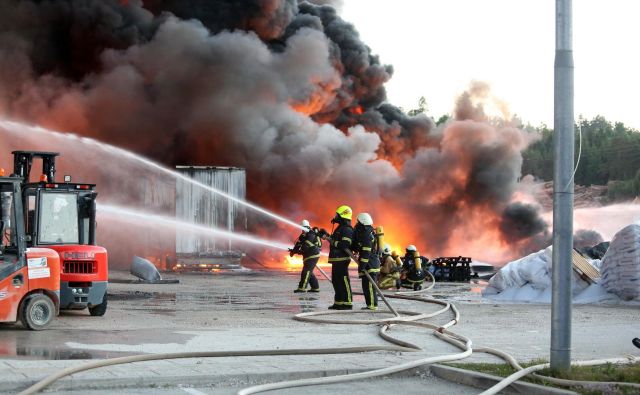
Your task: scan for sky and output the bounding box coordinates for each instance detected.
[341,0,640,129]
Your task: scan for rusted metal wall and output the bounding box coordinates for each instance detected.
[175,166,247,254]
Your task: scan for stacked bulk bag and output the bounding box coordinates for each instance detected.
[483,247,552,295]
[600,224,640,300]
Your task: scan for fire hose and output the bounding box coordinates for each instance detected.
[17,250,640,395]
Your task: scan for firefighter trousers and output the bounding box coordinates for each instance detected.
[401,279,424,291]
[361,271,379,309]
[378,272,400,289]
[330,262,352,306]
[297,258,319,290]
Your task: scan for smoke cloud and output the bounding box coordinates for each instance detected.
[0,0,546,265]
[573,229,604,250]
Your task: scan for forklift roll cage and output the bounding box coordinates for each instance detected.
[10,150,97,248]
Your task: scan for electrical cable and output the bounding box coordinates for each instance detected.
[564,123,583,191]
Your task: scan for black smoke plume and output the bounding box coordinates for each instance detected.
[0,0,547,264]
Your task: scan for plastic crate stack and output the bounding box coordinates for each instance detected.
[430,256,472,282]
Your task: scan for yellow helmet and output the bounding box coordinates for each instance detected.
[335,205,353,220]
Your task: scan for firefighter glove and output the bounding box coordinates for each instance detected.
[317,228,330,240]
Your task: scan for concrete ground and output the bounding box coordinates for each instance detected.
[0,269,638,394]
[41,374,479,395]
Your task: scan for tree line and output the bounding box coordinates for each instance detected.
[522,116,640,201]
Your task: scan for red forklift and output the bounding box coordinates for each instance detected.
[13,151,108,316]
[0,173,61,330]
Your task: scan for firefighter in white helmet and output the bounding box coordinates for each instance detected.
[400,244,427,291]
[289,219,322,293]
[352,212,381,310]
[378,244,401,289]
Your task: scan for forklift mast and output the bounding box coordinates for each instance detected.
[12,151,59,183]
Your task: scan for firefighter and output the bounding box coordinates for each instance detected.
[400,245,427,291]
[392,251,403,290]
[378,245,401,290]
[327,205,354,310]
[352,213,381,310]
[289,220,322,293]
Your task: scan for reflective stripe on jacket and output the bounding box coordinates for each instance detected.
[328,221,353,263]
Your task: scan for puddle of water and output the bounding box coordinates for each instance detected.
[121,308,177,316]
[0,329,193,360]
[108,291,175,301]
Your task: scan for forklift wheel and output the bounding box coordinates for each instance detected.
[20,294,55,331]
[89,293,108,317]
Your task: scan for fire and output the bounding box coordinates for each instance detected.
[0,1,551,272]
[285,255,303,267]
[289,79,341,116]
[284,253,331,269]
[290,100,324,116]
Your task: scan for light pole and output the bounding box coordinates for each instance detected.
[551,0,574,372]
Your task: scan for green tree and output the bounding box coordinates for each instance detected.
[408,96,428,116]
[435,114,450,126]
[522,115,640,199]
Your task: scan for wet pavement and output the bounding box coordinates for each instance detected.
[0,327,193,360]
[0,270,637,394]
[0,270,481,361]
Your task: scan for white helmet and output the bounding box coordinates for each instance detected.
[356,212,373,226]
[406,245,417,252]
[383,244,391,254]
[301,219,310,232]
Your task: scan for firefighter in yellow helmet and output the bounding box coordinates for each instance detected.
[289,220,322,293]
[327,205,354,310]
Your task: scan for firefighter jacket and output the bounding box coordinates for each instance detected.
[380,254,400,275]
[352,224,381,273]
[291,231,322,262]
[328,218,353,264]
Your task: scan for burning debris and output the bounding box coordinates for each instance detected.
[0,0,549,265]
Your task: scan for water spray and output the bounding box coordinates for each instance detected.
[0,119,305,231]
[97,203,293,251]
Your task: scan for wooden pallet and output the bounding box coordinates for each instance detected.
[572,249,600,284]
